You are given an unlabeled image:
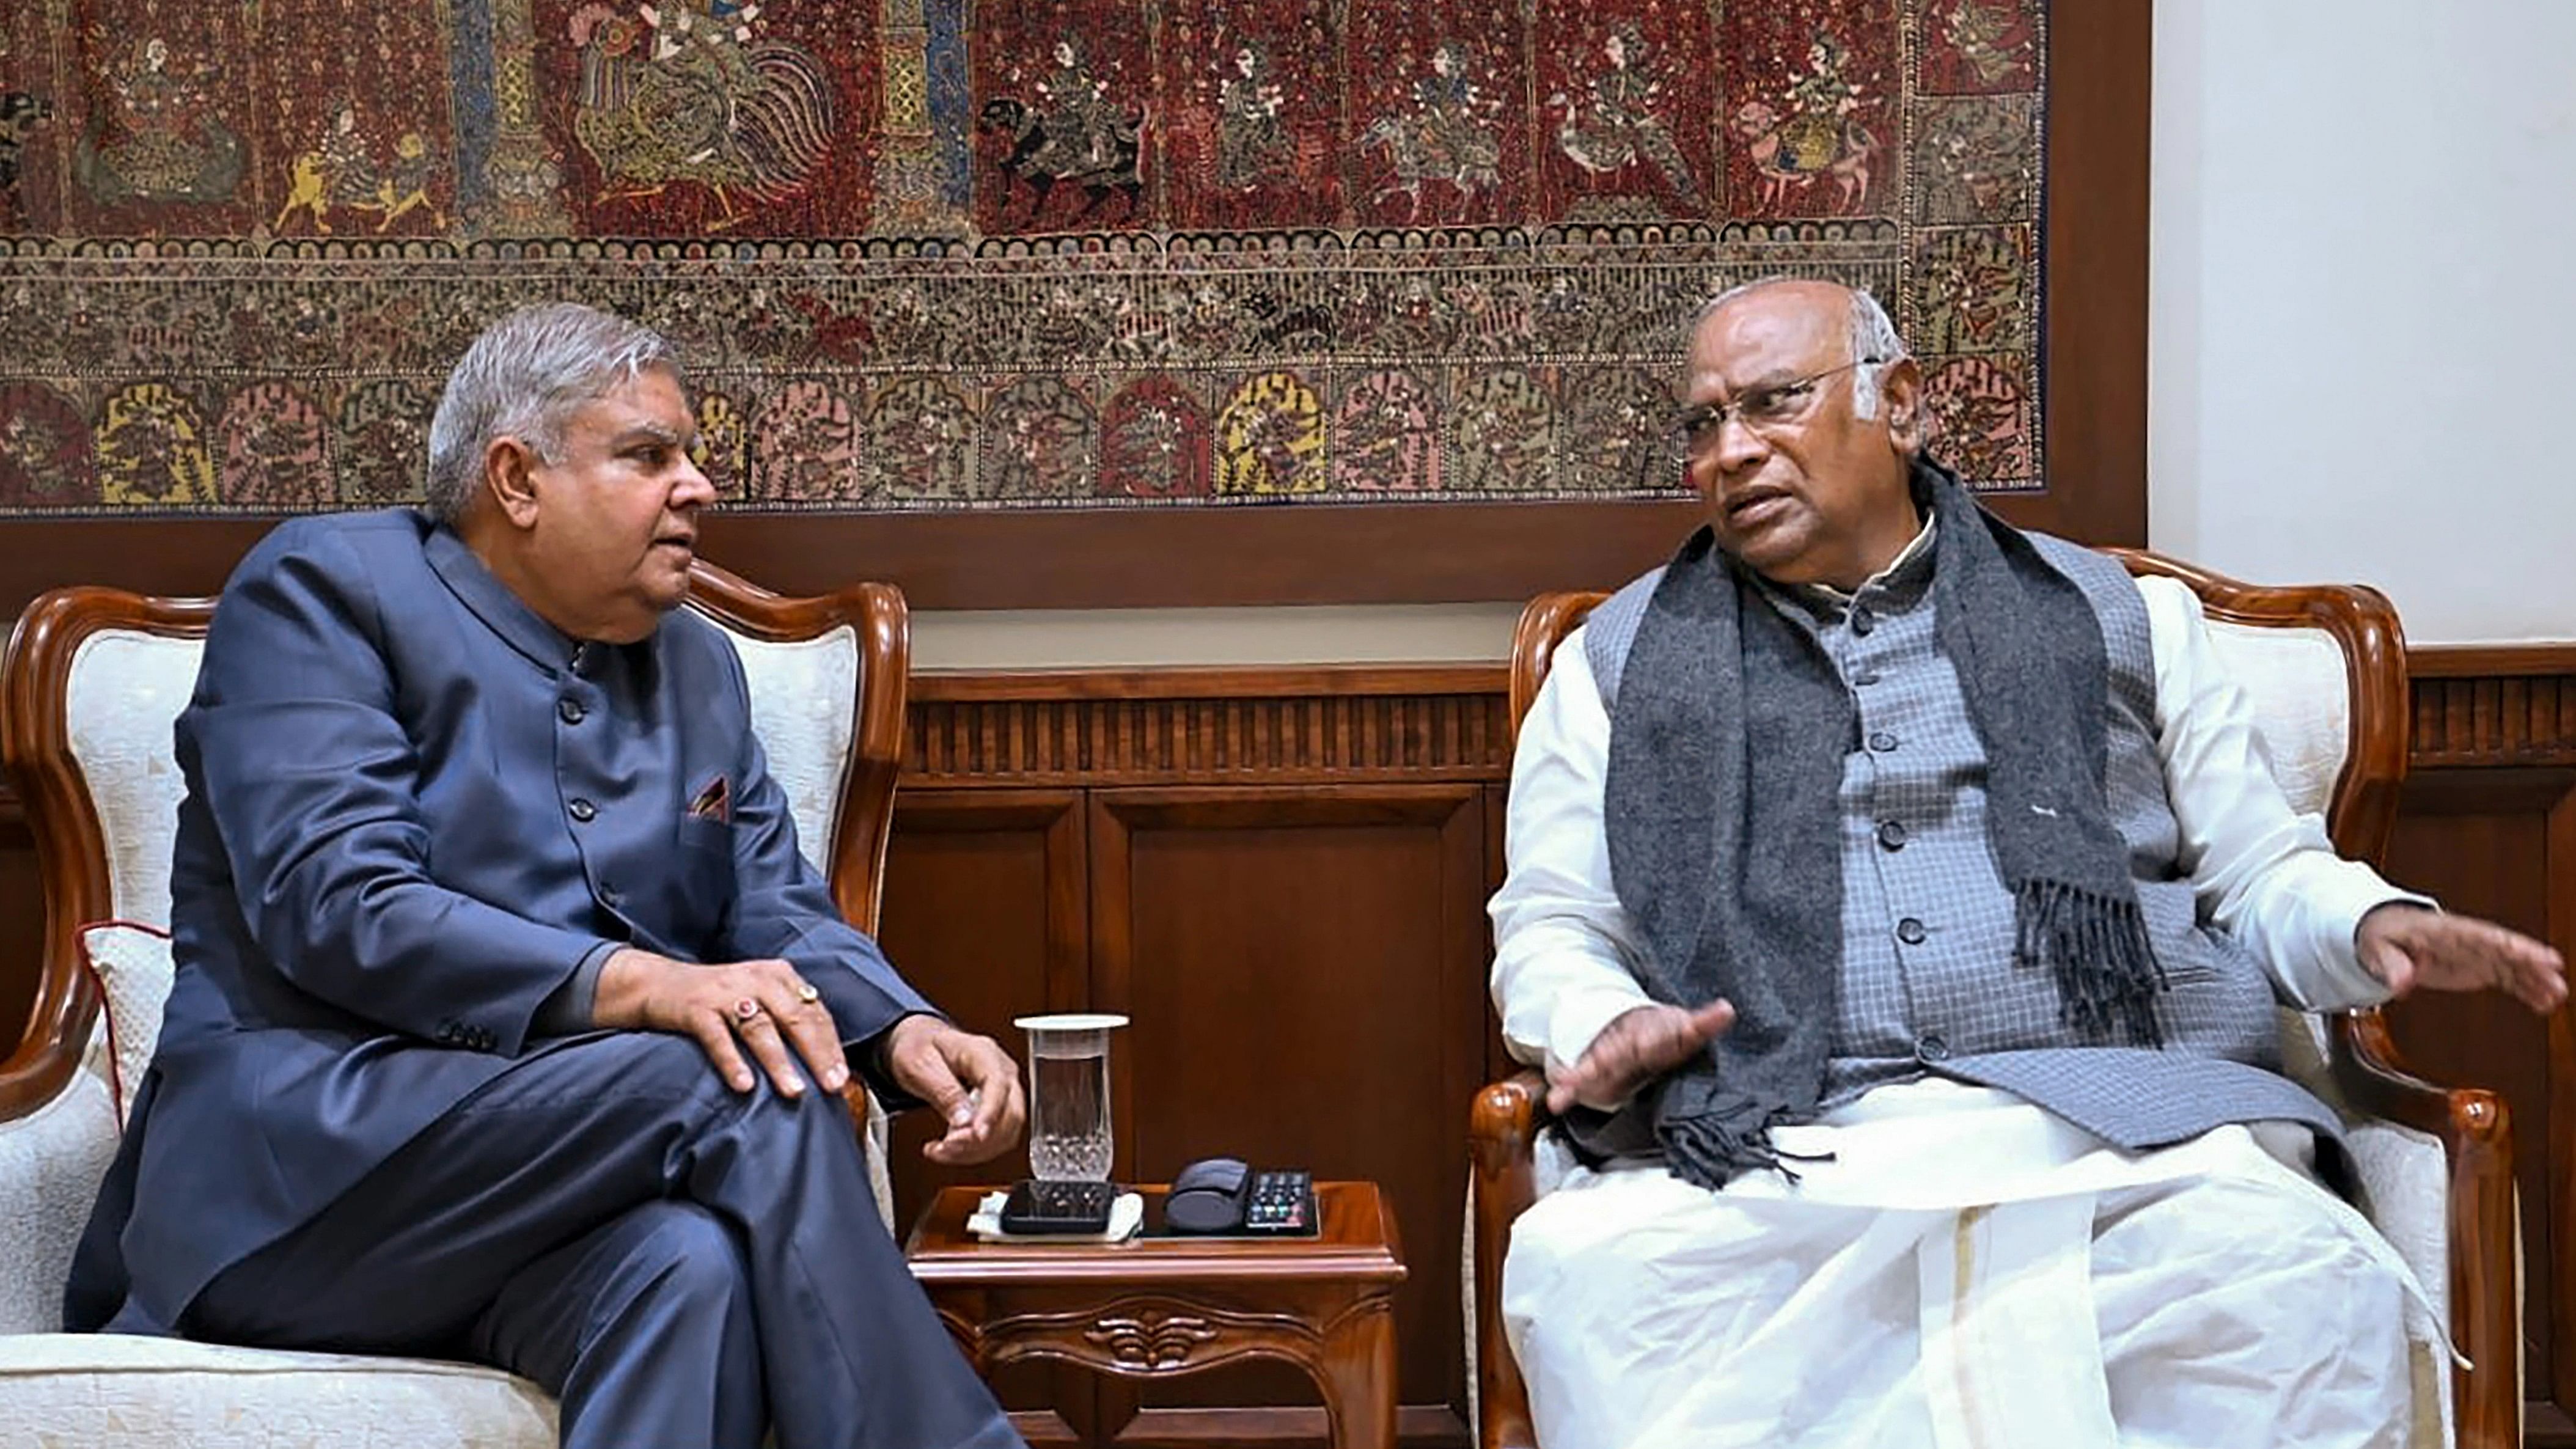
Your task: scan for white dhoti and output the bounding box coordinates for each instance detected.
[1501,1080,2438,1449]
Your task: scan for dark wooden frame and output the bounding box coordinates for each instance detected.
[1468,556,2522,1449]
[0,563,912,1121]
[0,0,2146,615]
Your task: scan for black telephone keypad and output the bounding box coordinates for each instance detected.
[1244,1169,1314,1233]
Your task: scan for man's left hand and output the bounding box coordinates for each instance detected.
[882,1016,1027,1165]
[2358,903,2566,1014]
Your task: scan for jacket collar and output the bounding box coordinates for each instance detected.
[422,515,589,674]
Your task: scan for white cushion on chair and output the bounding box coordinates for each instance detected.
[2198,616,2351,821]
[0,1071,119,1336]
[64,631,205,928]
[0,1332,556,1448]
[703,619,860,876]
[78,923,175,1126]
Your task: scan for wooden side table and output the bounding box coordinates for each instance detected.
[905,1181,1407,1449]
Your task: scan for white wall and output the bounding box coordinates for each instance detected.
[2150,0,2576,644]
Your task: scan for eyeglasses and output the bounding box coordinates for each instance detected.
[1667,357,1886,468]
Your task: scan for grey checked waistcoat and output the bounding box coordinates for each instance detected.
[1582,528,2344,1154]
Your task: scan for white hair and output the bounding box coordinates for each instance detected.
[423,303,680,523]
[1692,277,1912,420]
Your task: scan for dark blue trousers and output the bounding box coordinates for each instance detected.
[185,1032,1021,1449]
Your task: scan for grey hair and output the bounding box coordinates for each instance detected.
[1691,277,1912,420]
[422,303,681,523]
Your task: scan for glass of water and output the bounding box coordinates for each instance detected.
[1014,1012,1128,1181]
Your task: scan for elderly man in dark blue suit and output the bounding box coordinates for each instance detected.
[64,302,1029,1449]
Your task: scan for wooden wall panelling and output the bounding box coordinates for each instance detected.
[875,787,1096,1445]
[2382,768,2572,1437]
[1087,785,1489,1449]
[2385,647,2576,1441]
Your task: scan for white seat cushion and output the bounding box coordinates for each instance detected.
[0,1333,555,1448]
[78,922,175,1125]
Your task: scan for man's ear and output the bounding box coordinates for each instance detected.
[482,436,544,530]
[1879,358,1926,457]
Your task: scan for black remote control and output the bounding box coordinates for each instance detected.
[999,1179,1119,1235]
[1239,1168,1316,1236]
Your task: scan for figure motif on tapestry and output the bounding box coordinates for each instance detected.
[1732,26,1882,214]
[1939,0,2030,87]
[0,384,92,505]
[1357,39,1502,221]
[74,34,243,205]
[0,90,51,227]
[979,37,1148,224]
[275,107,447,235]
[566,0,835,230]
[1214,40,1293,193]
[1549,23,1700,210]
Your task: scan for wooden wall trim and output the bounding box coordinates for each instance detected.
[908,666,1513,790]
[2410,646,2576,770]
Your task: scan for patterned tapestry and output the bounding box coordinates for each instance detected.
[0,0,2045,515]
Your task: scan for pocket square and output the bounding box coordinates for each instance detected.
[687,773,732,823]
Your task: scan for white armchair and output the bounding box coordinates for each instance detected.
[0,560,913,1448]
[1465,552,2517,1449]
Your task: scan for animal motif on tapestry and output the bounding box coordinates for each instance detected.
[1733,26,1881,215]
[1357,39,1502,221]
[276,107,446,235]
[1549,23,1700,206]
[980,38,1148,223]
[567,0,836,230]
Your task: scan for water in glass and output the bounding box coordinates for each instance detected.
[1017,1013,1126,1181]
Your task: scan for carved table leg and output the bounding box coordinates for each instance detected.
[1314,1296,1398,1449]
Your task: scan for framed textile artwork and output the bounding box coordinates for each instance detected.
[0,0,2138,607]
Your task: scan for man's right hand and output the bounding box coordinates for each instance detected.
[592,947,850,1099]
[1544,999,1737,1115]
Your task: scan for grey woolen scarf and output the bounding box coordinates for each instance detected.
[1590,457,2167,1189]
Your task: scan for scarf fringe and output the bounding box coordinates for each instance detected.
[2014,877,2169,1047]
[1657,1104,1837,1190]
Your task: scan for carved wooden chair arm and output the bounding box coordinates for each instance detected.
[1470,1068,1546,1449]
[2325,1008,2520,1449]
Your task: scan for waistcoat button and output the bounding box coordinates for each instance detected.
[1868,730,1898,752]
[568,798,597,823]
[1877,820,1907,851]
[1895,917,1927,945]
[1851,607,1877,636]
[559,697,586,725]
[1915,1033,1950,1062]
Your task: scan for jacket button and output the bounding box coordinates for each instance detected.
[1896,917,1927,945]
[1868,730,1898,752]
[1877,820,1907,851]
[568,798,596,823]
[1915,1033,1950,1063]
[559,697,586,725]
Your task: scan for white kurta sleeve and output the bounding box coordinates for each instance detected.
[1489,626,1655,1076]
[2139,575,2426,1012]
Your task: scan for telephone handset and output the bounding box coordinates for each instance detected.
[1162,1156,1318,1236]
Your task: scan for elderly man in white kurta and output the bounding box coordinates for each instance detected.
[1489,279,2566,1449]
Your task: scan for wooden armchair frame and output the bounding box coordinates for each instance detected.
[0,560,912,1126]
[1469,552,2519,1449]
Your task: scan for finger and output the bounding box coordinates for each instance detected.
[774,991,851,1094]
[1684,999,1738,1041]
[960,1042,1017,1138]
[689,1011,758,1093]
[898,1038,977,1132]
[730,1005,808,1098]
